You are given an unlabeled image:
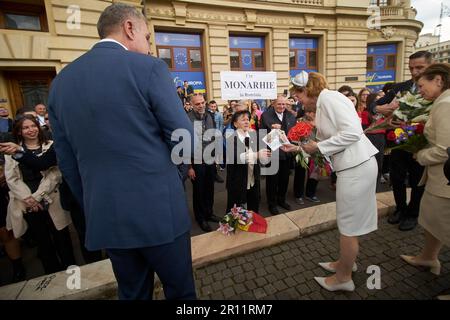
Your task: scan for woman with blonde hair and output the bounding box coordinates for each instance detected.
[400,64,450,297]
[285,72,379,292]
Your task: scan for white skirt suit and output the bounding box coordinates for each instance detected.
[316,89,379,236]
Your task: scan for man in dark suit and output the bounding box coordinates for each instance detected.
[261,95,297,215]
[48,3,196,300]
[187,94,221,232]
[369,51,432,231]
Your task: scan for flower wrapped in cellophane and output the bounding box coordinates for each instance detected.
[217,205,267,236]
[365,90,433,133]
[385,122,428,154]
[287,121,332,178]
[287,121,314,169]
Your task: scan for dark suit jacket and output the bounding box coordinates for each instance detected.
[369,79,414,114]
[48,41,194,250]
[260,108,296,161]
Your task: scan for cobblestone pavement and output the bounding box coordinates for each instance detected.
[194,217,450,300]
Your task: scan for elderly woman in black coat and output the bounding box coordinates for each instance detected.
[225,110,271,213]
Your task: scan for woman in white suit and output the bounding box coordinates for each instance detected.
[285,72,379,291]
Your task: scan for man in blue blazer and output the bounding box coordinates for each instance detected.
[48,3,196,300]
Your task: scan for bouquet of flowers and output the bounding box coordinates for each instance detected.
[365,90,432,133]
[308,154,333,180]
[287,121,314,169]
[386,122,428,154]
[393,91,433,123]
[217,205,267,236]
[287,121,332,178]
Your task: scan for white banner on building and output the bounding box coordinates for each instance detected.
[220,71,277,100]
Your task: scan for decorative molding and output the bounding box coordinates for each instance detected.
[172,2,187,26]
[336,18,367,29]
[304,14,315,33]
[245,9,257,30]
[369,27,417,40]
[148,7,175,19]
[186,10,246,23]
[381,26,396,39]
[291,0,322,5]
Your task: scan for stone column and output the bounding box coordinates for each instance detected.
[207,24,230,104]
[272,28,290,94]
[335,17,370,91]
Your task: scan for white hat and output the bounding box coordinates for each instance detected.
[291,70,309,87]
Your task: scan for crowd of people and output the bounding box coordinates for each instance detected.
[0,3,449,299]
[0,104,102,284]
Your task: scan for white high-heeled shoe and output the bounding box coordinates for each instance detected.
[318,262,358,273]
[314,277,355,292]
[400,255,441,275]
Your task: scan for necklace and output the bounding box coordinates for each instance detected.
[25,142,40,149]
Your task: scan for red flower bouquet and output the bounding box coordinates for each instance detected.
[287,121,332,178]
[287,121,314,142]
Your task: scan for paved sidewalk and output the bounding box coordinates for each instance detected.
[194,217,450,300]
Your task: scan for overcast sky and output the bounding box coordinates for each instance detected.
[412,0,450,41]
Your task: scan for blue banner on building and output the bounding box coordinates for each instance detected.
[156,32,206,93]
[155,32,201,47]
[366,44,397,91]
[367,44,396,56]
[289,38,318,79]
[289,38,317,50]
[171,72,206,93]
[229,36,264,49]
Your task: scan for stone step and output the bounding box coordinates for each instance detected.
[0,191,400,300]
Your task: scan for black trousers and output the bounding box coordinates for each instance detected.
[367,133,386,191]
[24,210,75,274]
[106,231,196,300]
[266,159,291,207]
[226,184,260,214]
[68,201,103,264]
[191,164,215,222]
[390,149,425,218]
[294,165,318,198]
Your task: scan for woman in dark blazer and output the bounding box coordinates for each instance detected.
[226,110,271,213]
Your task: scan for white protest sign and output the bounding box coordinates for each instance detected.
[220,71,277,100]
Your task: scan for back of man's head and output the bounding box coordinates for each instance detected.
[97,3,144,39]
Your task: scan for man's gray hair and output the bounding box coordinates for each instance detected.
[97,3,145,39]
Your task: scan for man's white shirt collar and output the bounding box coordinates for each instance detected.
[276,111,283,122]
[37,115,45,126]
[98,39,128,51]
[236,129,250,144]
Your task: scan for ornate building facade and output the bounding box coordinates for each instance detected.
[0,0,423,114]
